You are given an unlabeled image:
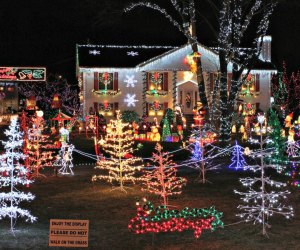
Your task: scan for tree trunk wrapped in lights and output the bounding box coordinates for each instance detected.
[142,143,186,207]
[0,118,36,232]
[92,110,143,192]
[124,0,208,116]
[216,0,276,142]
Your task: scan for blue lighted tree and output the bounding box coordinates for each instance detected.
[228,141,246,170]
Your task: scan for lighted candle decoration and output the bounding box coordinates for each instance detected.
[128,198,223,238]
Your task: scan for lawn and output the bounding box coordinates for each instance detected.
[0,134,299,249]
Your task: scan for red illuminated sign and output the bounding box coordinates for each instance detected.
[0,67,46,81]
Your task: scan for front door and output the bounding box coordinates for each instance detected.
[177,81,198,114]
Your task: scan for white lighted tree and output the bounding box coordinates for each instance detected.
[234,114,293,236]
[0,118,36,232]
[92,110,143,192]
[142,143,187,207]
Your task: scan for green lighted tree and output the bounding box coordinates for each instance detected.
[266,109,287,171]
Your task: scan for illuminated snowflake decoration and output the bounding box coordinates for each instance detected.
[127,51,139,56]
[124,93,138,107]
[89,50,101,55]
[124,75,138,88]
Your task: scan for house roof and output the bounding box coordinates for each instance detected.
[76,43,276,72]
[252,59,277,70]
[76,44,177,68]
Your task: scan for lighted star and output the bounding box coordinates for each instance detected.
[124,75,137,87]
[124,94,138,107]
[127,51,139,56]
[89,50,101,55]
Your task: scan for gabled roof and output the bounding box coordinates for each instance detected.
[76,43,276,72]
[76,44,177,68]
[137,43,220,72]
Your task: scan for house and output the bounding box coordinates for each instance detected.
[76,37,276,123]
[0,67,46,120]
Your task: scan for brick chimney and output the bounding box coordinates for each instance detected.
[257,36,272,62]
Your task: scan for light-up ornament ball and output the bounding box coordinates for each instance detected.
[36,110,44,118]
[257,114,265,124]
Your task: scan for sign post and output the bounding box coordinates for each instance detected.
[49,219,89,248]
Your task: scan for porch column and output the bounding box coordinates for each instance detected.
[172,70,177,110]
[142,71,147,115]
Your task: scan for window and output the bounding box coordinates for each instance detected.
[240,74,259,97]
[94,102,118,116]
[147,72,168,96]
[98,72,114,90]
[93,72,119,95]
[241,103,256,116]
[148,101,167,116]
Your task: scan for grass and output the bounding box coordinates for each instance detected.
[0,133,299,249]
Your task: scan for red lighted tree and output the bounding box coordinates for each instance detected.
[142,143,187,207]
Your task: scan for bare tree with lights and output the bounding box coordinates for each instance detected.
[0,118,36,233]
[234,114,293,236]
[142,143,187,206]
[92,110,143,192]
[216,0,277,142]
[18,73,79,116]
[125,0,209,115]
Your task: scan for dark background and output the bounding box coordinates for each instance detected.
[0,0,299,82]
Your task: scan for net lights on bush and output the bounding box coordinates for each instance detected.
[128,198,223,238]
[0,118,36,232]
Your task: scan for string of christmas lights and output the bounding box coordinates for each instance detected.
[128,198,223,238]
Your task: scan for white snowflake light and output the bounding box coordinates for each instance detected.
[89,50,101,55]
[124,74,138,88]
[127,51,139,56]
[124,93,139,107]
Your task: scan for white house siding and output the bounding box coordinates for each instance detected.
[240,70,276,112]
[79,43,275,121]
[81,68,144,118]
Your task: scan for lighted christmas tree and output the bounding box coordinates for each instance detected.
[186,127,220,183]
[26,111,55,179]
[0,118,36,232]
[266,109,287,171]
[142,143,186,206]
[235,114,293,236]
[162,116,171,141]
[92,110,143,192]
[228,140,247,170]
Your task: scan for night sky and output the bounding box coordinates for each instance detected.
[0,0,299,82]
